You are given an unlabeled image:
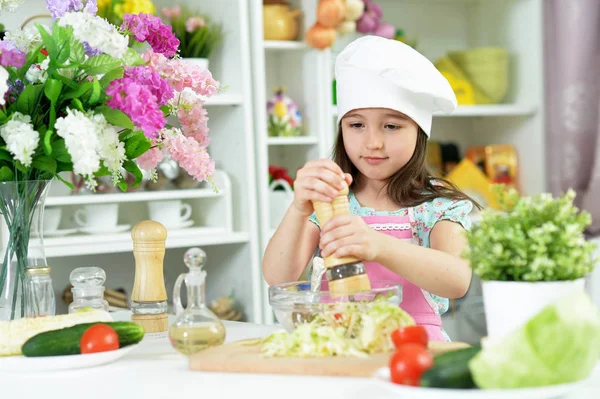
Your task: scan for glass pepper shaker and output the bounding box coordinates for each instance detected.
[25,267,55,317]
[68,267,110,313]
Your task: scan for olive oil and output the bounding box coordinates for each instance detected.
[169,322,226,355]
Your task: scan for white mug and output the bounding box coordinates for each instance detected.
[74,204,119,230]
[43,207,62,233]
[148,200,192,228]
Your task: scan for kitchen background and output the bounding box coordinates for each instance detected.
[1,0,599,345]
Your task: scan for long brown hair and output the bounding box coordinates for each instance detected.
[333,126,482,210]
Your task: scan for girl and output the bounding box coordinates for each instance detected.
[262,36,479,341]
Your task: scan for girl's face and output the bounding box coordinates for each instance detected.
[341,108,419,182]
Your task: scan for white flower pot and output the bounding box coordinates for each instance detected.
[183,57,209,70]
[269,179,294,229]
[482,279,586,344]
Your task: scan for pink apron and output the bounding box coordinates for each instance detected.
[321,209,447,341]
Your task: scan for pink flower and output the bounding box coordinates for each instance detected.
[177,103,210,146]
[163,132,214,182]
[161,7,181,19]
[143,50,219,97]
[185,16,205,32]
[124,65,174,106]
[136,146,164,171]
[122,13,180,58]
[106,78,166,138]
[0,41,26,68]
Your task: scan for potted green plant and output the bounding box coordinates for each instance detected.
[463,185,597,343]
[160,6,224,69]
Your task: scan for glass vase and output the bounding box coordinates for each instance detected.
[0,180,51,321]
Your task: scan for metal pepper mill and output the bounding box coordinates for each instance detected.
[130,220,169,337]
[312,183,372,297]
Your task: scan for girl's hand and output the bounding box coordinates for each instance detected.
[292,159,353,216]
[319,215,381,261]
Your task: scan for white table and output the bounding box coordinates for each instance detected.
[1,313,599,399]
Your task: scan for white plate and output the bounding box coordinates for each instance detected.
[372,367,593,399]
[0,344,138,373]
[79,224,131,235]
[43,228,79,237]
[164,220,194,230]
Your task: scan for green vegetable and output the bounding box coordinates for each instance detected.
[258,302,414,358]
[22,322,145,357]
[469,290,600,389]
[463,186,597,282]
[420,346,481,389]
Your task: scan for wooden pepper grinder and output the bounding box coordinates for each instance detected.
[130,220,169,337]
[313,183,372,297]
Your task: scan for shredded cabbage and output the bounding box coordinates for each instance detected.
[258,302,415,357]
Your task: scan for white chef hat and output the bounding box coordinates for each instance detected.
[335,36,457,137]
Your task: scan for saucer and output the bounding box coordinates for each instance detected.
[163,220,194,230]
[79,224,132,235]
[43,228,78,238]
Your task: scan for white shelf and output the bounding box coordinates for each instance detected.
[263,40,309,51]
[331,104,536,118]
[44,228,249,257]
[204,93,243,106]
[267,136,319,145]
[46,187,223,206]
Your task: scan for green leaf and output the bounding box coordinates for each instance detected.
[0,166,14,181]
[43,129,53,156]
[31,155,57,174]
[44,78,63,104]
[123,160,143,187]
[119,129,137,141]
[117,180,128,192]
[122,48,145,66]
[63,81,93,101]
[14,161,28,173]
[51,139,72,163]
[35,23,57,58]
[55,38,71,65]
[94,165,110,177]
[124,132,143,159]
[97,106,134,129]
[0,149,12,162]
[55,172,74,189]
[130,137,151,159]
[69,39,85,64]
[99,67,124,89]
[82,54,122,76]
[71,98,84,112]
[16,84,43,115]
[89,77,101,104]
[56,161,73,174]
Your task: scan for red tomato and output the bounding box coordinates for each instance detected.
[389,343,434,386]
[391,325,429,348]
[80,324,120,354]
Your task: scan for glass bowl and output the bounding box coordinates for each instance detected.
[268,280,402,331]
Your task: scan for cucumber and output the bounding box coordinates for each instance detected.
[420,345,481,389]
[22,321,145,357]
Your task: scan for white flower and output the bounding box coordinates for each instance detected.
[4,25,47,53]
[25,58,50,84]
[55,109,101,186]
[0,112,39,167]
[57,12,128,60]
[0,66,8,105]
[90,113,126,183]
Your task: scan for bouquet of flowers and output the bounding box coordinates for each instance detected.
[0,0,219,320]
[160,6,224,59]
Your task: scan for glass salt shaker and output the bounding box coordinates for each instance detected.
[25,267,55,317]
[68,267,110,313]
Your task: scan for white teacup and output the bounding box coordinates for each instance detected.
[74,204,119,230]
[43,207,62,233]
[148,200,192,228]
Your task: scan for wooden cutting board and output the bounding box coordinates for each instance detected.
[189,339,470,378]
